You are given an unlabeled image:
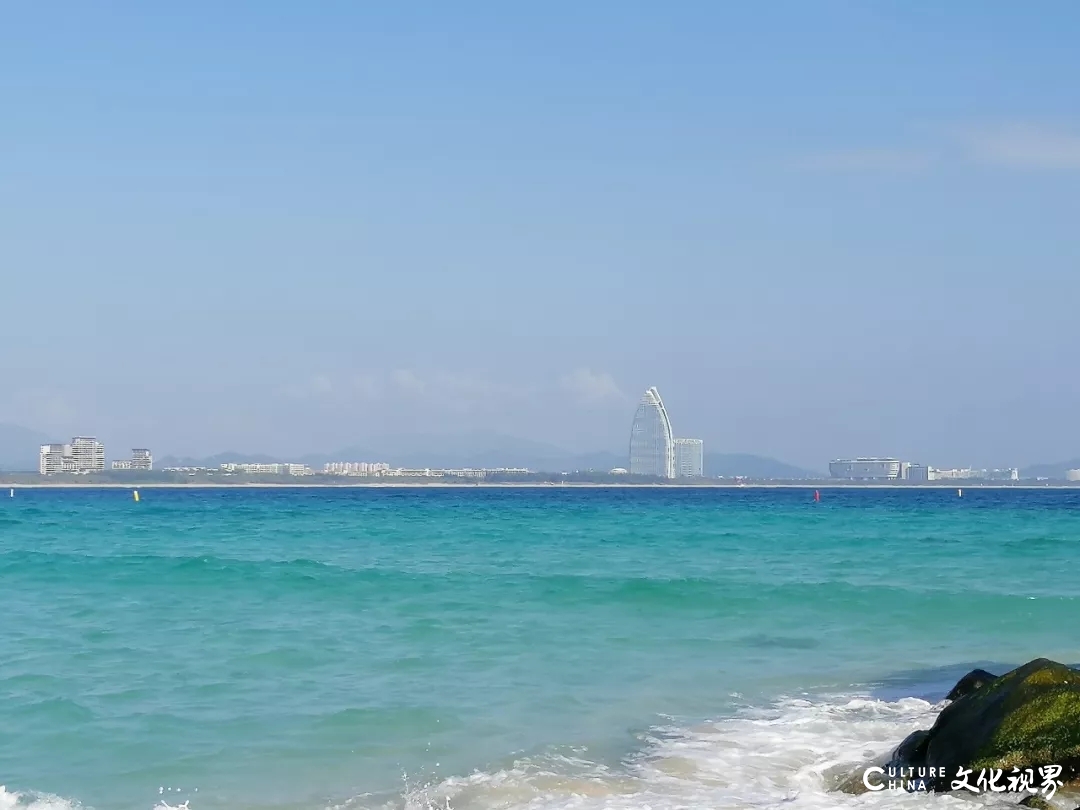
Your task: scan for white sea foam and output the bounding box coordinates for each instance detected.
[6,696,1079,810]
[381,695,1078,810]
[0,787,82,810]
[0,786,197,810]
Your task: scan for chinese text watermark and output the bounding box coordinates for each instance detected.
[862,765,1064,798]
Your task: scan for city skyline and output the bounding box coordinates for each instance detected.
[0,419,1060,479]
[15,424,1080,481]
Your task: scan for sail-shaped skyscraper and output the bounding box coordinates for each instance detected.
[629,387,675,478]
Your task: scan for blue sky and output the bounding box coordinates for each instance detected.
[2,2,1079,468]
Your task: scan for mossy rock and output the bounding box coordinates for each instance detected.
[922,658,1080,788]
[1017,795,1054,810]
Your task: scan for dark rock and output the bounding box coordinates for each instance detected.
[946,668,999,701]
[923,658,1080,791]
[892,729,930,765]
[1018,795,1053,810]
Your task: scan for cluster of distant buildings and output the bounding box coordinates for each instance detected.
[323,462,391,476]
[38,418,1077,486]
[219,462,314,476]
[626,387,704,478]
[39,438,152,475]
[35,437,527,481]
[828,458,1020,482]
[164,462,531,480]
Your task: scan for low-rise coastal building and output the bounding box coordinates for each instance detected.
[323,462,391,476]
[379,467,530,479]
[112,449,153,471]
[217,462,314,476]
[928,467,1019,482]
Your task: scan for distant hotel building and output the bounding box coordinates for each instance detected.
[829,458,903,481]
[673,438,704,478]
[928,467,1019,482]
[40,444,75,475]
[323,461,391,476]
[379,467,530,479]
[40,437,106,475]
[629,387,675,478]
[71,437,105,472]
[830,459,1020,483]
[219,462,314,476]
[112,449,153,471]
[906,464,930,483]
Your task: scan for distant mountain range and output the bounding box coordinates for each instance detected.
[704,453,818,479]
[0,423,50,471]
[1020,460,1080,480]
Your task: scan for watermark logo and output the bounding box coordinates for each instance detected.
[862,766,946,792]
[862,765,1064,798]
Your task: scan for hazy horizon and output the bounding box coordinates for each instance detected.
[3,3,1079,469]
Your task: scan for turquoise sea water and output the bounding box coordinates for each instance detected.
[2,487,1079,810]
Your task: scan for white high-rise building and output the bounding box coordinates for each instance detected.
[39,444,72,475]
[40,438,105,474]
[674,438,704,478]
[629,387,675,478]
[70,437,105,473]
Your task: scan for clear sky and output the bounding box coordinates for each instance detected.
[2,2,1079,468]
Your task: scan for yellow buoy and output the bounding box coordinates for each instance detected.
[133,490,140,502]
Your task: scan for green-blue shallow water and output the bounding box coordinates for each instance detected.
[2,487,1079,810]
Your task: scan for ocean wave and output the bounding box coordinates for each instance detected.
[8,693,1075,810]
[374,695,1052,810]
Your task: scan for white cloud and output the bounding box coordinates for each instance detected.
[559,368,624,404]
[351,374,383,400]
[280,374,335,400]
[961,123,1080,169]
[800,123,1080,175]
[388,369,533,413]
[795,148,933,173]
[390,369,427,395]
[430,371,527,400]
